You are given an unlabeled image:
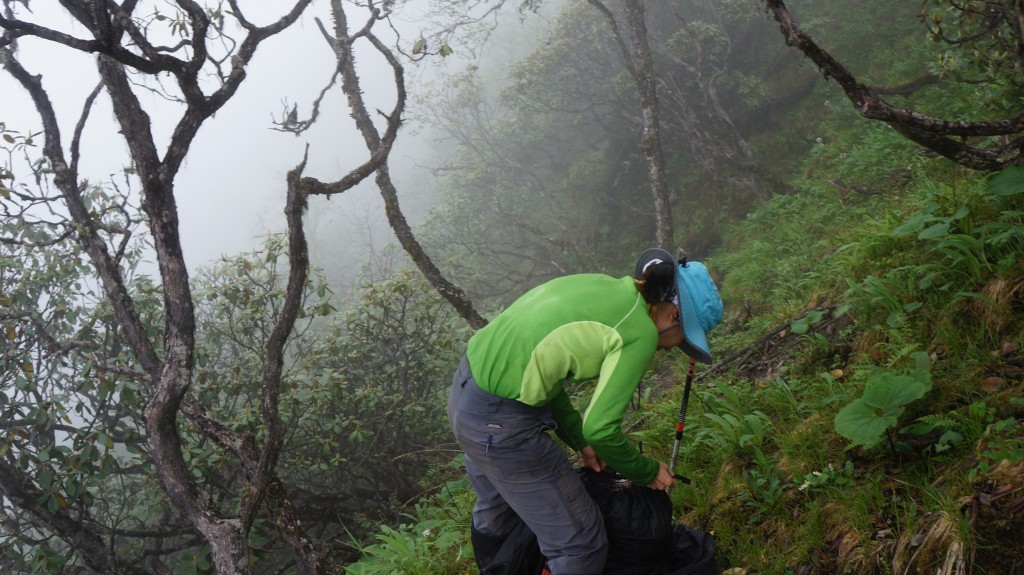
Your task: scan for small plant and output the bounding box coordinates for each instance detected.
[908,400,1001,456]
[694,384,770,458]
[740,447,792,524]
[968,416,1024,483]
[841,271,924,328]
[797,460,855,496]
[344,482,476,575]
[789,309,827,335]
[834,352,931,456]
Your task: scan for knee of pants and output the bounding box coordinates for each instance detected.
[543,529,607,575]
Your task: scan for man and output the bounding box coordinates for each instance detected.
[448,248,722,574]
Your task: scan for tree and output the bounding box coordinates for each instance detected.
[189,239,465,566]
[764,0,1024,171]
[588,0,675,248]
[655,1,786,205]
[418,0,793,286]
[0,1,407,572]
[280,0,486,330]
[0,174,161,574]
[418,58,620,304]
[1,0,487,569]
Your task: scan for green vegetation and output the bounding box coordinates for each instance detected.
[4,0,1024,573]
[344,2,1024,569]
[348,162,1024,575]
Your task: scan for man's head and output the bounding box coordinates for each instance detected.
[634,248,723,363]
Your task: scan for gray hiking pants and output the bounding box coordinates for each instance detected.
[447,356,607,575]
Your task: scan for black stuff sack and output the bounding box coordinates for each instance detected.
[470,469,717,575]
[578,468,675,575]
[667,523,717,575]
[578,467,719,575]
[471,517,550,575]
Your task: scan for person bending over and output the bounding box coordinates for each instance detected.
[447,248,722,575]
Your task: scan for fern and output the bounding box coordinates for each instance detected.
[914,413,961,430]
[882,314,919,368]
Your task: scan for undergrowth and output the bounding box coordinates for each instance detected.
[342,34,1024,575]
[343,150,1024,573]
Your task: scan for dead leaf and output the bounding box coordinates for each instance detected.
[990,364,1023,375]
[981,376,1003,393]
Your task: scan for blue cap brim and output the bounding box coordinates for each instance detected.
[673,262,722,364]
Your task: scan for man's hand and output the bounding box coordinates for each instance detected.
[646,461,675,490]
[580,445,606,472]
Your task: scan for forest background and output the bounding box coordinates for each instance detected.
[1,0,1023,574]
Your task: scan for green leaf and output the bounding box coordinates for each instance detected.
[987,166,1024,196]
[891,205,939,236]
[862,373,929,409]
[918,221,950,240]
[790,309,826,334]
[935,430,963,453]
[834,361,931,449]
[834,398,896,448]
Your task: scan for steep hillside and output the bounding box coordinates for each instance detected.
[343,0,1024,573]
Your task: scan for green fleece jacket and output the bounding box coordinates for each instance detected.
[466,274,660,485]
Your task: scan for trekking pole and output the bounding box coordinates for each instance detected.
[668,357,696,493]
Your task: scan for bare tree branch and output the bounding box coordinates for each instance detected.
[298,1,486,329]
[765,0,1024,171]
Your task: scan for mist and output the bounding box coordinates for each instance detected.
[1,1,558,303]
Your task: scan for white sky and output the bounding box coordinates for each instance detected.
[1,2,447,283]
[1,0,555,297]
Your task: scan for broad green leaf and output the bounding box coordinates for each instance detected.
[988,165,1024,196]
[834,398,897,448]
[891,204,939,236]
[791,309,826,334]
[834,357,931,450]
[862,373,929,409]
[934,430,963,453]
[918,221,950,240]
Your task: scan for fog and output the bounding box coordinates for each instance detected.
[1,1,542,294]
